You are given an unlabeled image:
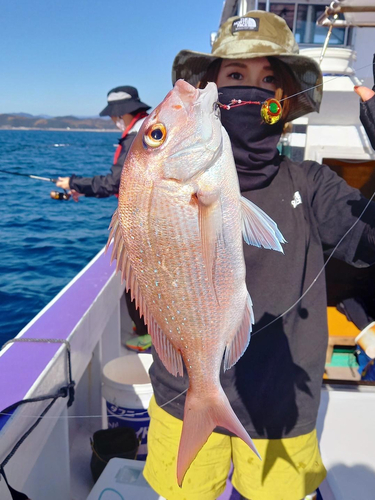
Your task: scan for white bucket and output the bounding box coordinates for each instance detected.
[102,354,153,460]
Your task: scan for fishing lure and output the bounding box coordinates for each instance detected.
[260,98,283,125]
[217,97,283,125]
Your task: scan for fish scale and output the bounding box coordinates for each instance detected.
[108,79,286,486]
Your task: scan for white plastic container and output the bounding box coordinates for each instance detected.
[102,354,153,460]
[87,458,162,499]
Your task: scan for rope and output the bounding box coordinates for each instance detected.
[98,488,125,500]
[1,338,75,408]
[0,397,58,470]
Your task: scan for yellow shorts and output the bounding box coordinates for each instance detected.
[143,397,326,500]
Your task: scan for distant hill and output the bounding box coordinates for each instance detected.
[0,113,117,130]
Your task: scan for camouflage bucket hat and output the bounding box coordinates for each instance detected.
[172,10,323,121]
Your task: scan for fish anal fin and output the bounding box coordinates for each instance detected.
[224,293,253,371]
[240,196,286,252]
[177,387,260,486]
[148,317,184,377]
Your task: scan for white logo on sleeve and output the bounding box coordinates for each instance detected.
[291,191,302,208]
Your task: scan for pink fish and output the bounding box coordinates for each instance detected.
[107,80,285,485]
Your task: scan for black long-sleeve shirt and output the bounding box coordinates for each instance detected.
[69,132,137,197]
[149,156,375,439]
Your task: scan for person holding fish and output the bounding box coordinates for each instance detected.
[107,10,375,500]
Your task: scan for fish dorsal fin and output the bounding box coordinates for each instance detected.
[106,209,131,281]
[106,209,120,254]
[240,196,286,252]
[224,293,254,371]
[106,209,184,378]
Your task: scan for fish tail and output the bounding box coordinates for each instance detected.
[177,388,260,486]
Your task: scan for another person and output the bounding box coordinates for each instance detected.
[56,85,151,198]
[143,11,375,500]
[56,86,152,351]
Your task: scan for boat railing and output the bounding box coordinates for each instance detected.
[0,245,126,500]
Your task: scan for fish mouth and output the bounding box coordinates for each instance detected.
[173,80,218,116]
[168,81,221,160]
[196,82,218,115]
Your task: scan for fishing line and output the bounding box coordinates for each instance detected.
[279,60,375,105]
[252,191,375,337]
[0,389,188,420]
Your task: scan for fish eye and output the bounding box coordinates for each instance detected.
[144,123,167,148]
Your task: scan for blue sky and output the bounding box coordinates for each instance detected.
[0,0,224,116]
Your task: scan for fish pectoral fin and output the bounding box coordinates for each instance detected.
[147,315,184,377]
[177,387,260,486]
[240,196,286,252]
[197,192,223,291]
[224,293,253,371]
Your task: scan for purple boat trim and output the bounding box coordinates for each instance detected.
[0,247,116,429]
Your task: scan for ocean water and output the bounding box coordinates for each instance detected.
[0,129,120,345]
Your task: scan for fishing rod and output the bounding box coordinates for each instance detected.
[0,168,57,183]
[0,168,71,200]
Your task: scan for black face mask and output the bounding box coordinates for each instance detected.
[218,86,283,191]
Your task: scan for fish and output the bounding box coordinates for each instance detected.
[107,79,285,486]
